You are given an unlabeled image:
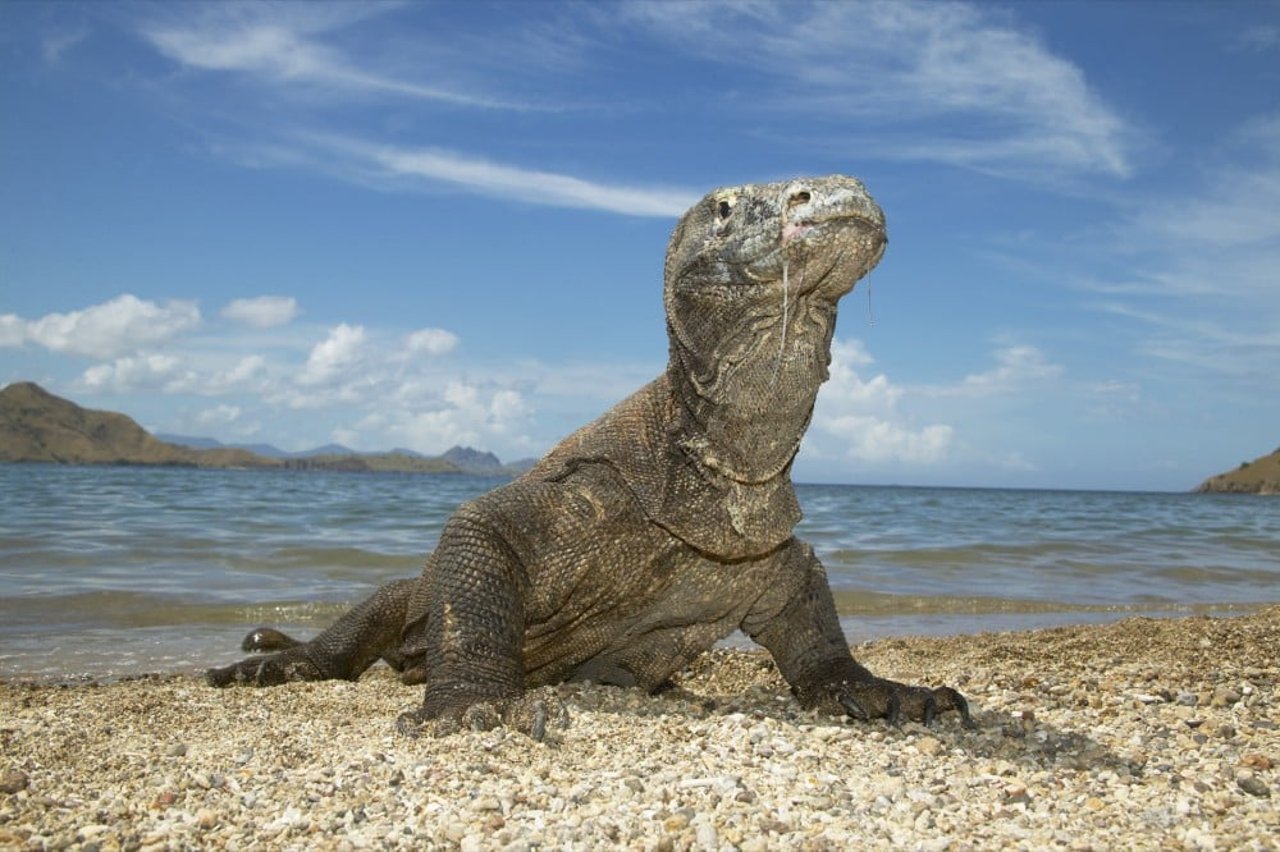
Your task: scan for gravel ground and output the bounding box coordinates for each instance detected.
[2,608,1277,850]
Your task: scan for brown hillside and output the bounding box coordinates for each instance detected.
[0,382,276,468]
[1196,446,1280,495]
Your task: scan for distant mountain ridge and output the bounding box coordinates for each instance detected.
[1,382,532,476]
[1196,446,1280,495]
[442,446,504,472]
[154,434,358,460]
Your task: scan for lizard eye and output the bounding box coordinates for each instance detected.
[717,199,733,220]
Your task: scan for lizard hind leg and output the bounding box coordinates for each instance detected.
[206,578,417,688]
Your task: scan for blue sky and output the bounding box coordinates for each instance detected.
[2,1,1277,491]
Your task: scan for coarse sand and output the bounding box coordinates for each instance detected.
[2,607,1277,850]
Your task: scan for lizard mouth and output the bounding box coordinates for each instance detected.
[782,220,813,244]
[746,214,884,291]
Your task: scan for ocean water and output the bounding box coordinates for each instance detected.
[1,465,1277,681]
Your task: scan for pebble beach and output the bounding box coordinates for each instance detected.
[3,608,1277,850]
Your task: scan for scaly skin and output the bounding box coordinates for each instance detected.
[208,176,972,735]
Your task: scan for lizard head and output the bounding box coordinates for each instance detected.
[662,175,887,482]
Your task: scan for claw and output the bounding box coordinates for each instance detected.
[930,686,975,729]
[838,692,868,721]
[951,690,976,729]
[396,710,425,738]
[530,703,548,742]
[886,693,902,727]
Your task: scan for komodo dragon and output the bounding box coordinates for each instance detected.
[208,175,971,736]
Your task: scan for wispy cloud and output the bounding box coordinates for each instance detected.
[131,3,699,218]
[619,0,1136,180]
[305,135,697,217]
[1135,168,1280,250]
[926,345,1064,398]
[1234,24,1280,52]
[1082,114,1280,378]
[221,296,298,328]
[140,4,535,111]
[42,26,90,65]
[1095,302,1280,380]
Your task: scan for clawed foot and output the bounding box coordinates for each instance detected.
[826,677,974,729]
[205,648,325,687]
[395,687,570,742]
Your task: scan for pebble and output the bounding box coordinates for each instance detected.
[1236,771,1271,798]
[916,735,943,756]
[2,607,1278,850]
[0,769,29,794]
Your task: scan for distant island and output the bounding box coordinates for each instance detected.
[5,380,1274,492]
[1196,446,1280,495]
[0,381,533,476]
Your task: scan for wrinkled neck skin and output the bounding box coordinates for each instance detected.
[667,297,834,484]
[663,176,887,486]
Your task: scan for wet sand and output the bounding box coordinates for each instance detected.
[3,608,1277,849]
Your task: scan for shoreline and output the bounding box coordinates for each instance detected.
[3,608,1277,849]
[5,601,1274,687]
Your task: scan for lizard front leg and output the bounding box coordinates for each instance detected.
[743,540,972,727]
[394,507,564,739]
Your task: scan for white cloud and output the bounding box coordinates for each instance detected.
[6,295,200,359]
[141,7,530,110]
[807,340,1070,467]
[307,135,697,217]
[489,389,528,423]
[819,414,954,464]
[223,355,268,386]
[42,27,89,65]
[405,328,459,356]
[77,353,191,393]
[621,0,1135,179]
[1136,166,1280,250]
[300,323,365,386]
[389,383,529,450]
[1235,24,1280,52]
[821,340,903,411]
[195,404,242,426]
[809,338,955,464]
[190,355,274,397]
[190,403,261,439]
[221,296,298,328]
[131,3,701,218]
[347,380,534,454]
[1082,114,1280,379]
[0,315,25,348]
[931,345,1064,398]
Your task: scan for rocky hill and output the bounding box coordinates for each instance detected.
[0,382,526,475]
[1196,446,1280,495]
[0,382,271,468]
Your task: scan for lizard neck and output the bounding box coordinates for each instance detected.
[665,290,837,485]
[665,346,825,485]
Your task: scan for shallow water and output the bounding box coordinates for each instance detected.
[2,466,1276,679]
